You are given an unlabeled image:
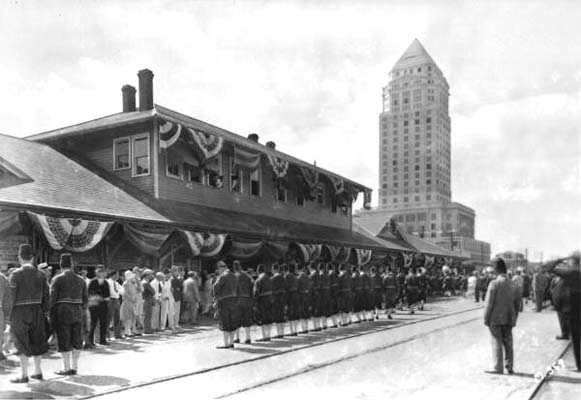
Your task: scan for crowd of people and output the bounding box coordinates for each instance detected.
[482,253,580,375]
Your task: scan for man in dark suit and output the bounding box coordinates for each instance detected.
[484,258,520,374]
[551,275,570,340]
[213,261,238,349]
[542,252,580,372]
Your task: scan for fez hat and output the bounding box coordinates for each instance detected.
[18,244,34,260]
[60,253,73,269]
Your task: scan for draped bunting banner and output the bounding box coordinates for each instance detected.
[233,147,261,172]
[124,224,172,256]
[324,245,350,263]
[327,176,359,207]
[403,253,414,268]
[182,230,227,258]
[424,255,435,268]
[355,248,372,266]
[295,243,322,263]
[267,154,289,180]
[27,212,113,252]
[0,210,21,239]
[227,238,264,259]
[299,167,319,200]
[185,127,223,164]
[159,120,183,149]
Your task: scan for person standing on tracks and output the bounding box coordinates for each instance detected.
[233,261,253,344]
[484,258,520,375]
[50,253,88,376]
[296,263,311,334]
[213,261,239,349]
[309,263,322,331]
[271,263,287,339]
[383,267,397,319]
[285,263,300,336]
[254,264,273,342]
[542,252,580,372]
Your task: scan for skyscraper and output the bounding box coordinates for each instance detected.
[378,38,451,207]
[355,39,491,263]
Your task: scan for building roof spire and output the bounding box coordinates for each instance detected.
[392,38,437,71]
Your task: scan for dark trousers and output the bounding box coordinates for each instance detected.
[143,298,154,333]
[489,325,513,372]
[89,303,108,344]
[534,291,544,311]
[557,311,570,338]
[107,298,122,338]
[570,310,580,371]
[475,289,484,302]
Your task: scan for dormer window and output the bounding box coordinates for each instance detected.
[113,138,130,170]
[132,134,150,176]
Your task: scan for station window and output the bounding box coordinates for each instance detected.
[316,186,325,205]
[132,134,150,176]
[250,168,261,196]
[230,158,242,193]
[276,185,287,202]
[113,138,130,170]
[185,164,203,184]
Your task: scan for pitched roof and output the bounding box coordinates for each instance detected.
[392,38,438,70]
[26,105,370,192]
[0,133,169,223]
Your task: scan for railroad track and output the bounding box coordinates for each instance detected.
[84,303,484,399]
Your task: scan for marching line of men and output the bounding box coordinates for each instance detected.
[212,259,434,349]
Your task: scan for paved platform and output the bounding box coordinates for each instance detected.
[0,298,572,399]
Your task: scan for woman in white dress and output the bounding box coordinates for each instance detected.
[120,271,138,337]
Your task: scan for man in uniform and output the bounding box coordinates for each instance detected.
[351,265,363,323]
[359,265,373,322]
[337,264,352,325]
[296,263,311,334]
[395,267,406,310]
[532,266,548,312]
[308,263,321,331]
[284,263,299,336]
[50,253,88,375]
[382,267,397,319]
[318,263,330,330]
[405,268,420,314]
[417,268,429,311]
[234,260,253,344]
[254,264,273,341]
[371,266,383,320]
[328,263,339,328]
[213,261,238,349]
[271,263,287,339]
[8,244,49,383]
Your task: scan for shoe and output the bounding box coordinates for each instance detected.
[290,333,298,336]
[244,339,252,344]
[99,341,110,346]
[83,343,95,350]
[55,370,74,376]
[216,345,230,349]
[506,369,514,374]
[484,370,503,375]
[70,369,77,376]
[30,374,43,380]
[233,339,240,344]
[134,333,143,337]
[10,376,29,384]
[556,335,569,340]
[255,338,269,342]
[388,314,393,320]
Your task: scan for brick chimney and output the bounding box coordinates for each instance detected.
[137,69,154,111]
[266,141,276,150]
[247,133,259,143]
[121,85,136,112]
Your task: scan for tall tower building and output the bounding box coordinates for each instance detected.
[378,39,451,208]
[355,39,491,264]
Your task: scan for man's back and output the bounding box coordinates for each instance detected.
[485,275,518,326]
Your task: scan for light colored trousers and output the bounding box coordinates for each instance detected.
[151,302,161,330]
[161,298,176,330]
[173,301,181,328]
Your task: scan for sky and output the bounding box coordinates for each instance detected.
[0,0,579,259]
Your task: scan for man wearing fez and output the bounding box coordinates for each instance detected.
[542,252,581,372]
[254,264,273,342]
[8,244,49,383]
[213,261,238,348]
[50,253,88,375]
[233,260,253,344]
[484,258,521,375]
